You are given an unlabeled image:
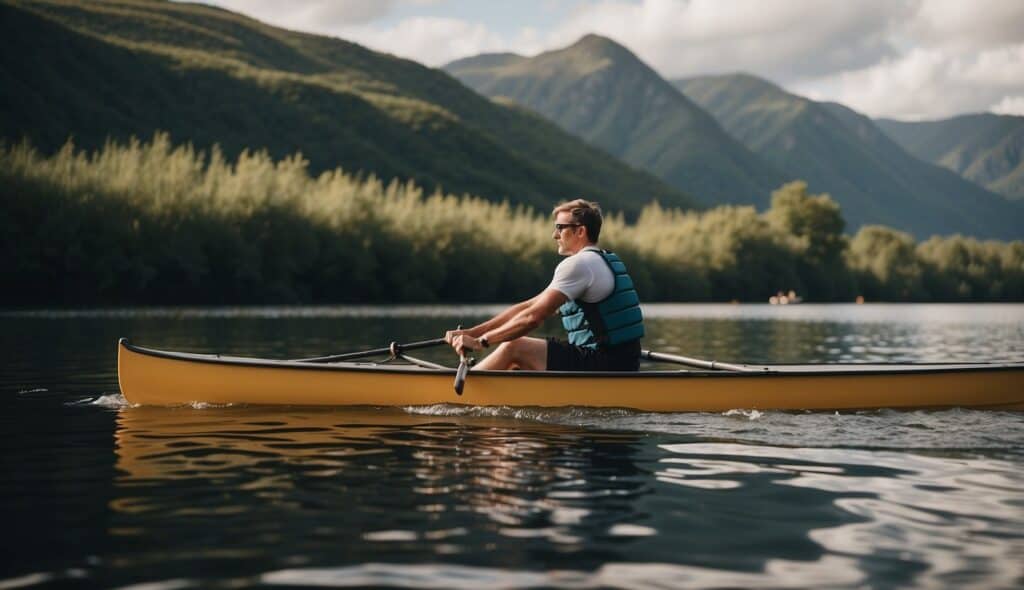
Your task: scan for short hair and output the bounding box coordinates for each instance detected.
[552,199,602,243]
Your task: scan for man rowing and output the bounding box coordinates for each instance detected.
[446,199,644,371]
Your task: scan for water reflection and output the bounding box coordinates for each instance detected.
[261,556,867,588]
[109,407,873,585]
[111,407,654,569]
[106,407,1024,588]
[645,314,1024,364]
[657,443,1024,587]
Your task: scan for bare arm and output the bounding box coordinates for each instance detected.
[483,289,566,344]
[461,296,538,338]
[450,289,566,354]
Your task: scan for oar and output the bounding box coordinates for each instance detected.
[295,337,447,363]
[453,325,470,395]
[641,350,765,372]
[454,351,470,395]
[398,354,449,370]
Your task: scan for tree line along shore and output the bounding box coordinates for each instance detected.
[2,134,1022,306]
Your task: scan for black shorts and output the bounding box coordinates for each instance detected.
[545,338,641,372]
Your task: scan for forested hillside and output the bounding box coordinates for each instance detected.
[877,114,1024,201]
[675,74,1024,239]
[1,0,696,215]
[5,136,1021,305]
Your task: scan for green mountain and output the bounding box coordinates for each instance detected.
[674,74,1024,239]
[876,114,1024,201]
[445,35,787,209]
[0,0,696,216]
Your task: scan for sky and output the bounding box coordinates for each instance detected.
[196,0,1024,121]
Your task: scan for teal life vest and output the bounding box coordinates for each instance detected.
[559,250,645,350]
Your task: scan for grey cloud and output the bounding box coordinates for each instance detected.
[188,0,1024,118]
[196,0,398,29]
[547,0,912,85]
[297,0,399,26]
[909,0,1024,51]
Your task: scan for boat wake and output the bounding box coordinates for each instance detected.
[183,401,235,409]
[723,409,765,420]
[403,403,635,422]
[71,394,233,410]
[17,387,49,395]
[405,404,767,422]
[77,393,135,409]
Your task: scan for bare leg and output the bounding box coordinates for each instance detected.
[473,337,548,371]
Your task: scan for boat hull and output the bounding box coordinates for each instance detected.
[117,340,1024,412]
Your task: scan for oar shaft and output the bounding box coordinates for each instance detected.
[641,350,763,372]
[454,354,469,395]
[453,324,469,395]
[297,337,447,363]
[398,354,449,370]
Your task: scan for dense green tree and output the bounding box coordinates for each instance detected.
[917,236,1024,301]
[847,226,926,300]
[765,181,852,300]
[2,136,1021,305]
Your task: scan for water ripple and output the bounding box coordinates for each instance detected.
[655,442,1024,586]
[261,557,867,588]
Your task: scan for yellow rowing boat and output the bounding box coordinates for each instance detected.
[117,339,1024,411]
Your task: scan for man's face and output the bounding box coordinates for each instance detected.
[553,211,587,256]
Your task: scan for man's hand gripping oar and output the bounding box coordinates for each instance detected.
[447,325,485,395]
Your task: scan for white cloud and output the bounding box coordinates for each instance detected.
[193,1,521,67]
[534,0,1024,119]
[790,42,1024,120]
[339,17,510,66]
[202,0,399,30]
[991,96,1024,116]
[540,0,906,82]
[909,0,1024,51]
[962,43,1024,86]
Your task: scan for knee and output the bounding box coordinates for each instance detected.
[487,339,525,364]
[499,338,526,356]
[484,338,544,371]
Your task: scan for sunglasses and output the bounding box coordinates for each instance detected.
[554,223,582,231]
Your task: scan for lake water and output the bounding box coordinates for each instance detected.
[1,304,1023,588]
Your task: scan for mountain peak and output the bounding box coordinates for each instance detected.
[562,33,636,62]
[573,33,621,48]
[445,34,788,209]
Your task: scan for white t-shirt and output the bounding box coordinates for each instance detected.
[547,246,615,303]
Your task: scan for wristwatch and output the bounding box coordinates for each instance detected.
[479,336,490,348]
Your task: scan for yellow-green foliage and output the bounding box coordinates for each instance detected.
[1,134,557,304]
[916,235,1024,300]
[848,228,1024,301]
[847,226,926,300]
[2,135,1022,305]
